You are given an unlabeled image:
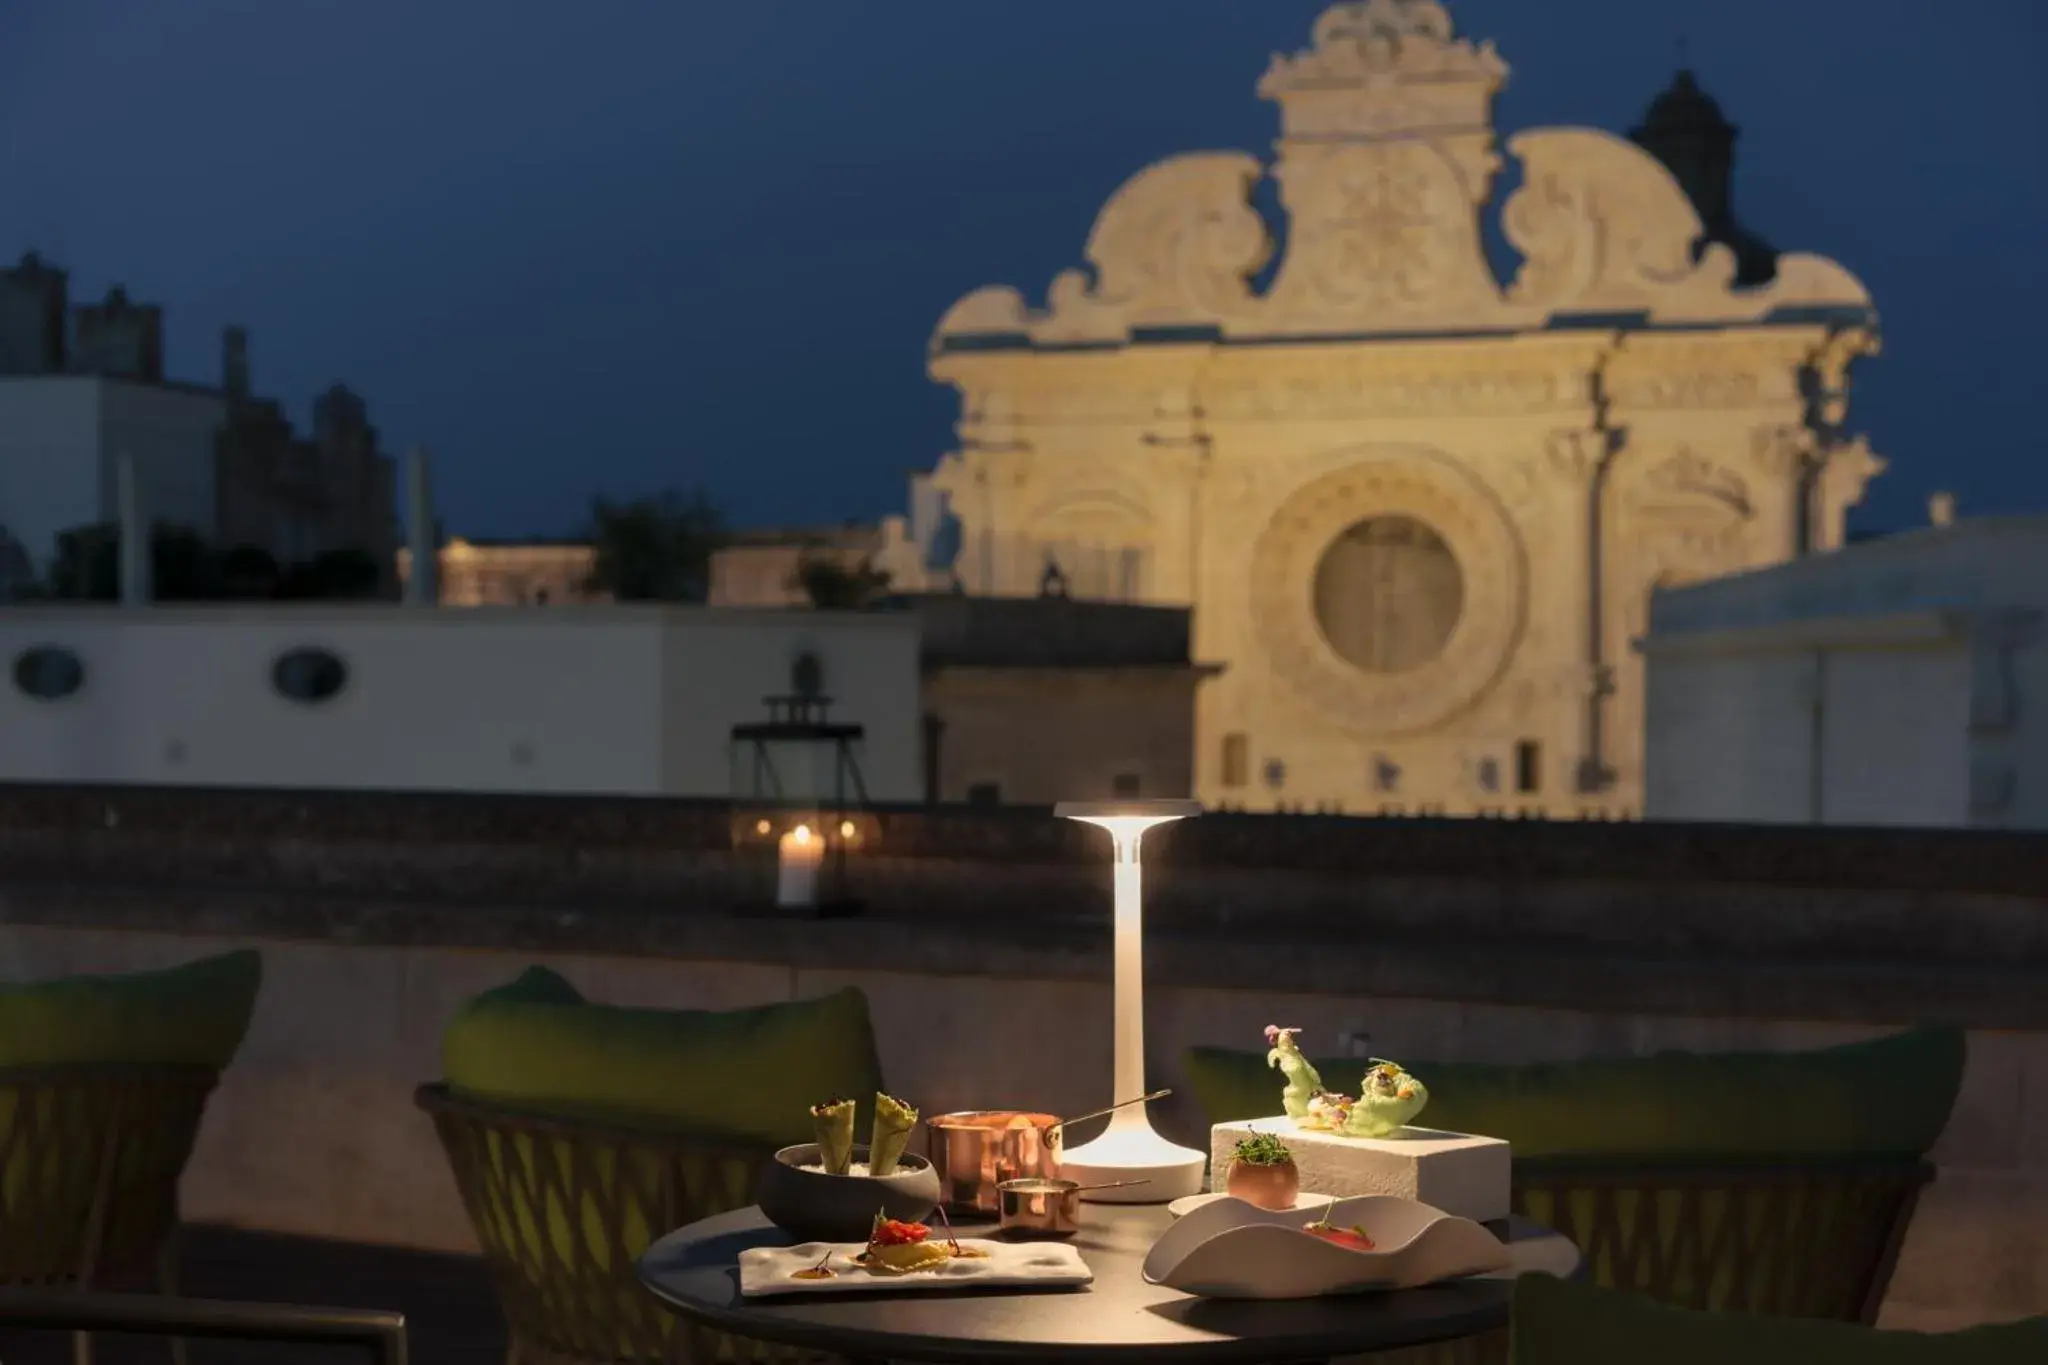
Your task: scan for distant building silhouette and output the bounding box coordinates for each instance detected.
[0,250,399,588]
[217,381,400,582]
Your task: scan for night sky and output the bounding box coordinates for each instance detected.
[4,0,2043,541]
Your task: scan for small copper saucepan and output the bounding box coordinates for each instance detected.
[927,1112,1064,1218]
[996,1178,1152,1238]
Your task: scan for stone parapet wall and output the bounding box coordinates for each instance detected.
[0,783,2042,1028]
[4,782,2045,891]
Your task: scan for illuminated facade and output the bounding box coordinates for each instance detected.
[396,538,606,606]
[893,0,1884,814]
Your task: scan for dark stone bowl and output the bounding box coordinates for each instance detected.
[757,1142,942,1244]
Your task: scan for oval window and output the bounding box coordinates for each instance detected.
[271,647,349,704]
[12,645,85,701]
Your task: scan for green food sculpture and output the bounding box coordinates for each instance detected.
[1350,1059,1430,1137]
[1264,1025,1429,1138]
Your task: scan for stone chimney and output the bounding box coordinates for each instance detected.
[117,454,152,605]
[222,326,250,402]
[1928,491,1957,527]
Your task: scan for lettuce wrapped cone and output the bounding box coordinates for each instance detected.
[867,1092,918,1177]
[1342,1060,1429,1138]
[811,1098,856,1174]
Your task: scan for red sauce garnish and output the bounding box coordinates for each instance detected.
[1304,1222,1377,1252]
[868,1219,930,1248]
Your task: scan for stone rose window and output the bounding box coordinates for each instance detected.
[1311,515,1465,674]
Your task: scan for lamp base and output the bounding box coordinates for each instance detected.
[1060,1124,1206,1204]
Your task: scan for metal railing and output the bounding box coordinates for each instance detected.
[0,1288,407,1365]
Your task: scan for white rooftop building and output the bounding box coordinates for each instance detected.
[1639,513,2048,829]
[0,605,923,801]
[0,374,225,579]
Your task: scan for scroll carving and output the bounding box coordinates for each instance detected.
[1504,129,1737,315]
[1038,153,1271,341]
[930,3,1876,348]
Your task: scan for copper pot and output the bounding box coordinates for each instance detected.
[1225,1157,1300,1211]
[996,1177,1150,1238]
[926,1111,1062,1218]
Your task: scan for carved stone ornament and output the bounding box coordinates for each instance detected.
[1643,447,1753,517]
[1749,423,1820,481]
[932,1,1876,348]
[1248,446,1526,738]
[1812,435,1887,514]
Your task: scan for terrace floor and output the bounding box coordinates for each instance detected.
[0,1226,506,1365]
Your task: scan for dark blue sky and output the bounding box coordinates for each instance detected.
[4,0,2043,539]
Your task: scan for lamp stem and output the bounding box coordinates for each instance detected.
[1109,831,1147,1133]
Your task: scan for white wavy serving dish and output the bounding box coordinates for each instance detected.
[1141,1194,1509,1300]
[740,1239,1092,1298]
[1167,1190,1334,1219]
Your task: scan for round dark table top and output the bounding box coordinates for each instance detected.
[639,1203,1580,1365]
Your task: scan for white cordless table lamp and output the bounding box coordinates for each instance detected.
[1053,799,1204,1203]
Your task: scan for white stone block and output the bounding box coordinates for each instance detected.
[1211,1117,1511,1225]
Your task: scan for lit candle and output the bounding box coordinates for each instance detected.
[776,824,823,908]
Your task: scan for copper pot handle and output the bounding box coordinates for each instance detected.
[1050,1089,1172,1132]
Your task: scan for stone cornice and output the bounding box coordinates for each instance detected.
[1601,328,1824,414]
[942,330,1619,425]
[934,323,1855,425]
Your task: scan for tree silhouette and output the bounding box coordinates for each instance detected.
[792,552,892,610]
[278,547,384,599]
[583,489,726,602]
[46,524,386,601]
[48,522,221,599]
[219,544,282,599]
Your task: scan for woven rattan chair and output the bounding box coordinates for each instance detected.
[417,1083,831,1365]
[0,1062,220,1365]
[1358,1155,1934,1365]
[1512,1157,1931,1322]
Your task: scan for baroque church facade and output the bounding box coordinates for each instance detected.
[888,0,1885,816]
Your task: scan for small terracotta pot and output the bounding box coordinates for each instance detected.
[1226,1157,1300,1210]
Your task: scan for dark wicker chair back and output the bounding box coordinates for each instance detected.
[0,1063,218,1288]
[417,1084,826,1365]
[1355,1158,1935,1365]
[1513,1158,1933,1323]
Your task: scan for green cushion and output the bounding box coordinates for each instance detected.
[442,970,887,1146]
[0,949,263,1069]
[1510,1272,2048,1364]
[1185,1026,1963,1161]
[444,967,834,1361]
